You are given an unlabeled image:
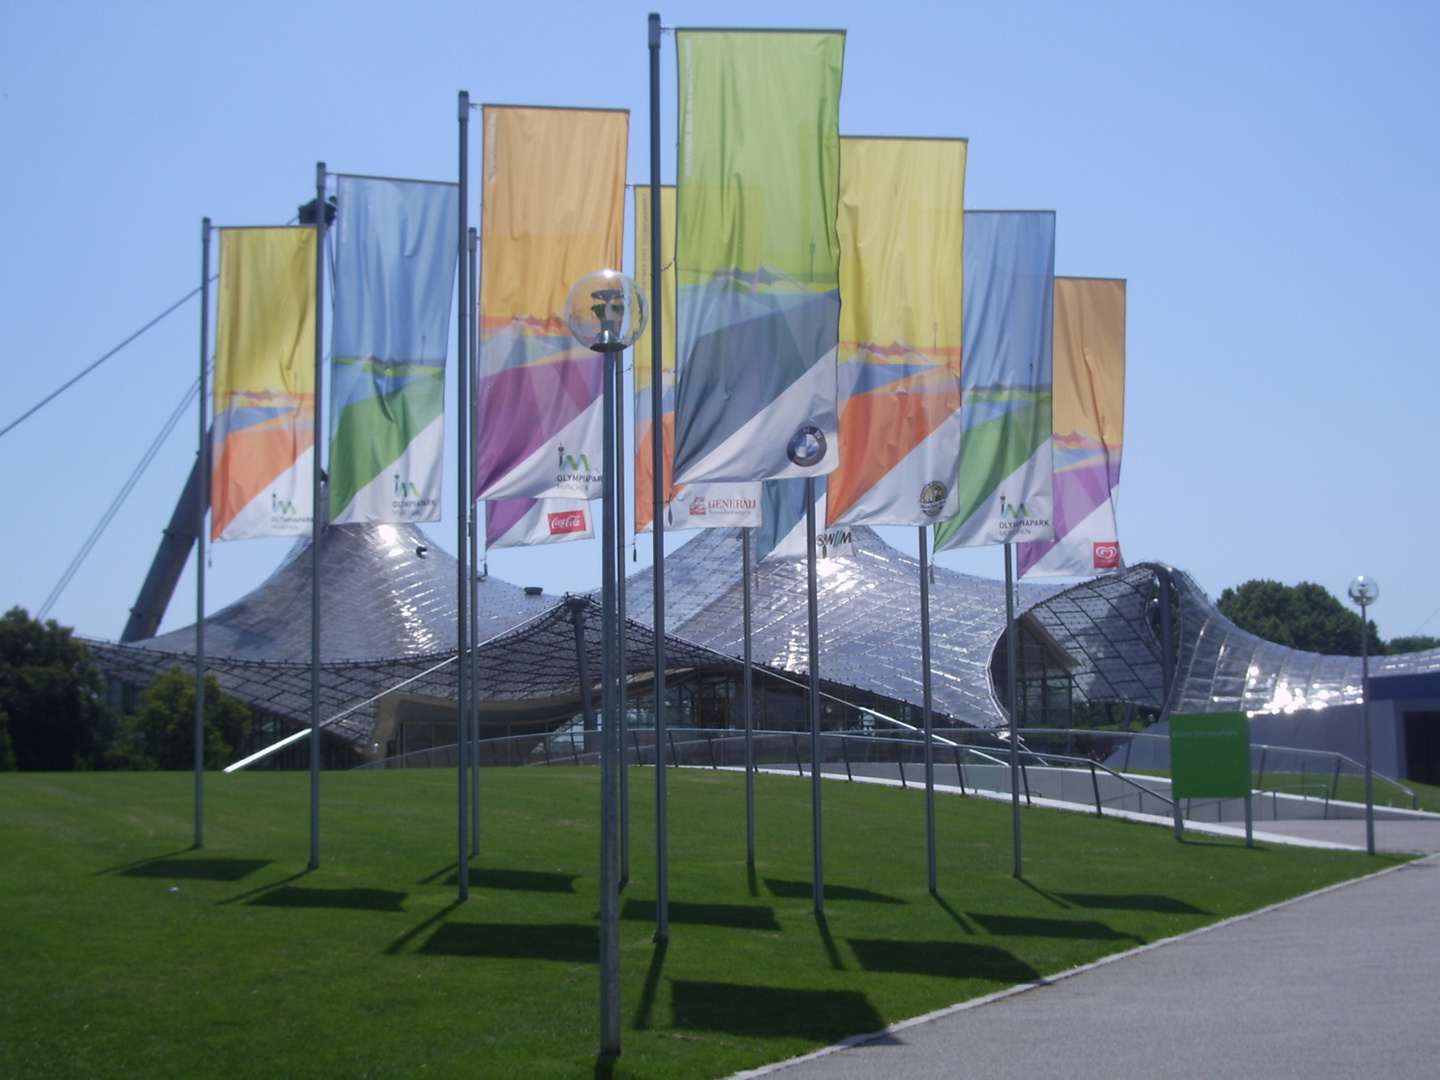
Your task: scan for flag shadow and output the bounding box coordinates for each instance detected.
[846,938,1040,983]
[622,899,779,931]
[249,887,407,912]
[966,912,1140,942]
[763,878,906,904]
[418,922,598,963]
[120,857,274,882]
[670,980,884,1043]
[1057,893,1211,915]
[446,868,579,893]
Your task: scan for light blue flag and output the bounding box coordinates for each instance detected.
[757,477,853,562]
[329,174,459,524]
[934,210,1056,549]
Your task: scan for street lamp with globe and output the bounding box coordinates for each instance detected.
[564,269,646,1058]
[1348,575,1379,855]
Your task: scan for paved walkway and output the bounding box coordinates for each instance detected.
[742,822,1440,1080]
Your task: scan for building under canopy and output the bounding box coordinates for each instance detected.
[89,522,1440,781]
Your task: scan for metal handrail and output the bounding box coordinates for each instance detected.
[355,727,1151,807]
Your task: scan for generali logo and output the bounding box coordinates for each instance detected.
[547,510,587,535]
[689,495,708,516]
[1093,542,1120,569]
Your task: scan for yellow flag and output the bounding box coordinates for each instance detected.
[474,106,629,500]
[211,226,317,541]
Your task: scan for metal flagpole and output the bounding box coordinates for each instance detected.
[616,351,630,884]
[455,91,471,900]
[648,10,669,944]
[806,478,824,914]
[599,335,622,1056]
[1159,568,1181,842]
[1004,542,1021,879]
[468,225,480,857]
[194,218,211,850]
[308,164,327,873]
[1360,595,1375,856]
[743,526,755,864]
[919,526,936,893]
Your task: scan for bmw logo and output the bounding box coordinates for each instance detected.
[786,425,828,467]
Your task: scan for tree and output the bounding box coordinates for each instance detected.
[125,665,252,770]
[0,706,15,771]
[0,607,113,770]
[1386,635,1440,656]
[1216,580,1383,656]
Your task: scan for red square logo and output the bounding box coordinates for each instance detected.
[1093,542,1120,569]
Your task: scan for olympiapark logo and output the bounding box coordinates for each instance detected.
[996,490,1050,532]
[392,474,437,510]
[555,444,600,482]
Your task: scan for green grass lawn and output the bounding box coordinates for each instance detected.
[0,767,1402,1080]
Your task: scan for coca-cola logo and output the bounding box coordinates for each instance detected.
[548,511,587,535]
[1093,542,1120,569]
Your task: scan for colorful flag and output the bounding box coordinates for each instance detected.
[474,105,628,500]
[757,478,854,563]
[934,211,1056,550]
[1018,277,1125,577]
[328,175,458,525]
[671,30,845,486]
[633,184,761,533]
[211,227,316,542]
[827,137,966,528]
[486,498,593,549]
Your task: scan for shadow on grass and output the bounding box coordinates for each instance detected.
[249,887,407,912]
[670,981,883,1043]
[622,900,779,931]
[92,848,194,876]
[966,912,1140,942]
[418,862,458,885]
[419,922,598,962]
[747,863,758,898]
[217,868,314,906]
[119,857,273,882]
[815,913,844,970]
[383,898,464,955]
[765,879,906,904]
[1014,877,1070,907]
[1057,893,1211,915]
[930,893,977,933]
[445,868,579,893]
[846,938,1040,983]
[633,940,667,1030]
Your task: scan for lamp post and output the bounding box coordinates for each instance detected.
[1348,575,1379,856]
[565,269,647,1059]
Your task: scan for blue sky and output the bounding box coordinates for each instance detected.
[1,1,1436,643]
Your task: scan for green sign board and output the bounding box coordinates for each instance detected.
[1170,712,1251,799]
